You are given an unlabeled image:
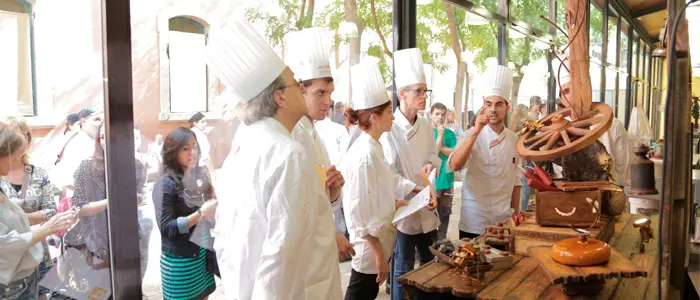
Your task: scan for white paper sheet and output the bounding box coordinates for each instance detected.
[392,187,431,224]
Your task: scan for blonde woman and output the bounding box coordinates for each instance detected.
[508,104,530,132]
[0,121,77,299]
[0,117,59,299]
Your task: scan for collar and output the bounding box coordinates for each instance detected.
[256,117,292,136]
[394,109,416,130]
[485,125,507,148]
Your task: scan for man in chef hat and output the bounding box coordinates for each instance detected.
[283,27,352,299]
[551,57,630,186]
[207,19,339,299]
[448,64,523,239]
[382,47,441,300]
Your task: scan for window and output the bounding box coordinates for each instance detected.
[509,34,549,108]
[0,0,34,116]
[158,13,217,121]
[509,0,550,33]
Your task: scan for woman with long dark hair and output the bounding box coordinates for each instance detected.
[153,127,218,300]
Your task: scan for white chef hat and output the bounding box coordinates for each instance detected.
[284,27,332,81]
[394,48,427,88]
[481,65,514,102]
[351,61,391,110]
[551,51,571,85]
[205,19,286,103]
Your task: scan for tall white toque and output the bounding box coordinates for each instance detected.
[205,18,286,103]
[351,60,391,110]
[394,48,427,89]
[481,64,514,102]
[284,27,333,81]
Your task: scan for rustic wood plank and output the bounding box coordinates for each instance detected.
[540,284,571,300]
[644,257,659,300]
[528,246,582,284]
[535,190,602,227]
[574,249,648,281]
[398,261,452,289]
[477,258,540,299]
[503,266,553,299]
[421,256,523,298]
[513,215,614,256]
[610,254,657,300]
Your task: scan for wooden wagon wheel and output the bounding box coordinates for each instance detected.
[517,102,614,162]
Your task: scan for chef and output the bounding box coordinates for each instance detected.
[284,27,349,298]
[207,20,337,300]
[382,47,441,300]
[340,61,399,300]
[553,58,631,186]
[448,65,522,239]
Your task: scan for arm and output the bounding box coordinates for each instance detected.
[448,126,483,172]
[379,133,417,199]
[252,152,310,299]
[439,147,455,157]
[71,161,108,217]
[153,178,201,241]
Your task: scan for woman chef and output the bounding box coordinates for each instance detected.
[448,65,523,239]
[340,61,404,300]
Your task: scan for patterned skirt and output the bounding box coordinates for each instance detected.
[160,247,215,300]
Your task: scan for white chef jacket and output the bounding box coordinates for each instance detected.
[192,127,211,167]
[380,110,441,235]
[315,118,349,166]
[340,131,397,274]
[553,117,630,186]
[290,116,343,299]
[0,192,43,285]
[213,117,329,300]
[449,126,522,235]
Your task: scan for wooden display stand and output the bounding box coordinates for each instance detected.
[535,189,602,227]
[512,214,617,256]
[528,246,647,295]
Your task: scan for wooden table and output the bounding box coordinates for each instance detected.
[397,214,659,299]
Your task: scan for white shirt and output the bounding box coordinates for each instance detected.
[380,110,441,235]
[213,117,329,300]
[450,126,522,235]
[315,118,349,166]
[51,131,94,188]
[340,131,396,274]
[290,116,342,300]
[0,192,43,285]
[192,127,211,167]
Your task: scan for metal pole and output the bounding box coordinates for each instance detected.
[497,0,508,66]
[600,0,608,103]
[101,0,140,297]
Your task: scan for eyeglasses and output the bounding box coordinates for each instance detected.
[404,88,432,97]
[279,79,303,91]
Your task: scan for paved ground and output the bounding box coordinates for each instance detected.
[141,182,464,299]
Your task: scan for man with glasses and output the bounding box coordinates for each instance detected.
[381,48,441,300]
[208,20,336,299]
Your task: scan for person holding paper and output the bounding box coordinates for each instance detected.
[381,48,441,299]
[340,61,401,300]
[208,20,336,300]
[283,27,349,298]
[448,65,522,239]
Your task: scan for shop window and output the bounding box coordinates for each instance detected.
[0,0,34,116]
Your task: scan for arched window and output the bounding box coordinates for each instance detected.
[158,15,213,120]
[0,0,35,116]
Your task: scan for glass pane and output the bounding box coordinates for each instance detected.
[632,35,639,78]
[607,7,619,67]
[589,1,604,65]
[618,73,629,120]
[604,68,617,107]
[620,20,630,71]
[509,35,550,112]
[510,0,550,32]
[0,3,34,116]
[591,63,603,102]
[470,0,501,18]
[556,0,567,47]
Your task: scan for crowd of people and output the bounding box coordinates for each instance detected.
[0,17,632,300]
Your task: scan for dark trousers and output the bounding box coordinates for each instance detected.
[392,230,438,300]
[345,269,380,300]
[459,230,480,240]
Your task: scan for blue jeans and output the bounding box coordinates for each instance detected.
[392,230,438,300]
[0,270,39,300]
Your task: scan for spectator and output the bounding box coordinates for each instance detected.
[332,102,346,125]
[428,103,457,241]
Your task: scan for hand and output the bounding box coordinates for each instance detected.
[136,194,143,204]
[326,165,345,201]
[413,185,426,193]
[427,194,438,211]
[421,163,434,176]
[200,199,218,220]
[395,200,409,209]
[43,210,79,234]
[335,232,355,260]
[475,107,489,129]
[375,255,390,284]
[437,124,445,137]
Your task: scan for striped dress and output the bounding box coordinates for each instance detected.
[160,247,215,300]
